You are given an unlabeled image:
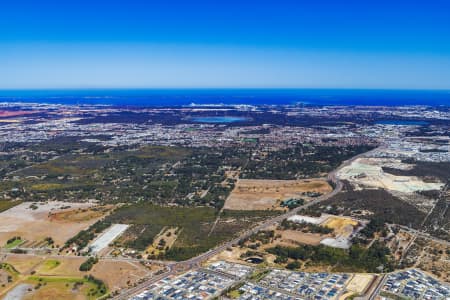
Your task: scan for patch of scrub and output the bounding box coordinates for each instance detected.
[0,201,102,247]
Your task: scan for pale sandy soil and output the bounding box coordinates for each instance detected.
[337,158,443,193]
[275,230,324,246]
[224,179,331,210]
[91,260,151,292]
[0,270,9,286]
[0,201,107,247]
[207,247,250,266]
[346,274,376,294]
[2,283,33,300]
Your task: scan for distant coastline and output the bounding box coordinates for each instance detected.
[0,88,449,106]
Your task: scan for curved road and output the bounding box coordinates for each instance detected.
[113,147,379,300]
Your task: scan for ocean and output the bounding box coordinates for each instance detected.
[0,89,449,106]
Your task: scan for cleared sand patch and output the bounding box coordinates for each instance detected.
[346,274,375,294]
[207,247,250,265]
[91,260,151,292]
[0,201,108,247]
[0,269,10,286]
[285,214,361,249]
[88,224,129,254]
[288,214,327,225]
[224,179,331,210]
[276,230,324,246]
[337,158,443,193]
[2,283,33,300]
[49,205,111,223]
[320,215,360,249]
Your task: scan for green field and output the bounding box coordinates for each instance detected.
[25,275,107,299]
[0,200,21,213]
[5,237,23,249]
[40,259,61,271]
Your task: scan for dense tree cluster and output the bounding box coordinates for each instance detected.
[279,219,333,234]
[267,242,392,272]
[79,256,98,271]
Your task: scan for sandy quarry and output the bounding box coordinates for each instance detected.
[0,201,106,247]
[287,214,361,249]
[224,179,331,210]
[337,158,443,193]
[322,216,358,237]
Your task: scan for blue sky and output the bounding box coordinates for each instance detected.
[1,0,450,89]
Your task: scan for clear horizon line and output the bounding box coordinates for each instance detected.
[0,87,450,92]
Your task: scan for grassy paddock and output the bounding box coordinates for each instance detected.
[0,200,21,213]
[26,275,107,299]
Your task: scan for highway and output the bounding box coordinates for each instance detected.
[113,148,380,300]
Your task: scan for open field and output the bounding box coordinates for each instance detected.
[49,205,112,223]
[1,255,153,296]
[0,263,20,295]
[224,179,331,210]
[37,260,60,273]
[275,230,324,246]
[3,255,43,274]
[90,260,151,292]
[346,274,375,295]
[20,276,106,300]
[34,257,86,277]
[0,201,108,247]
[32,257,152,291]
